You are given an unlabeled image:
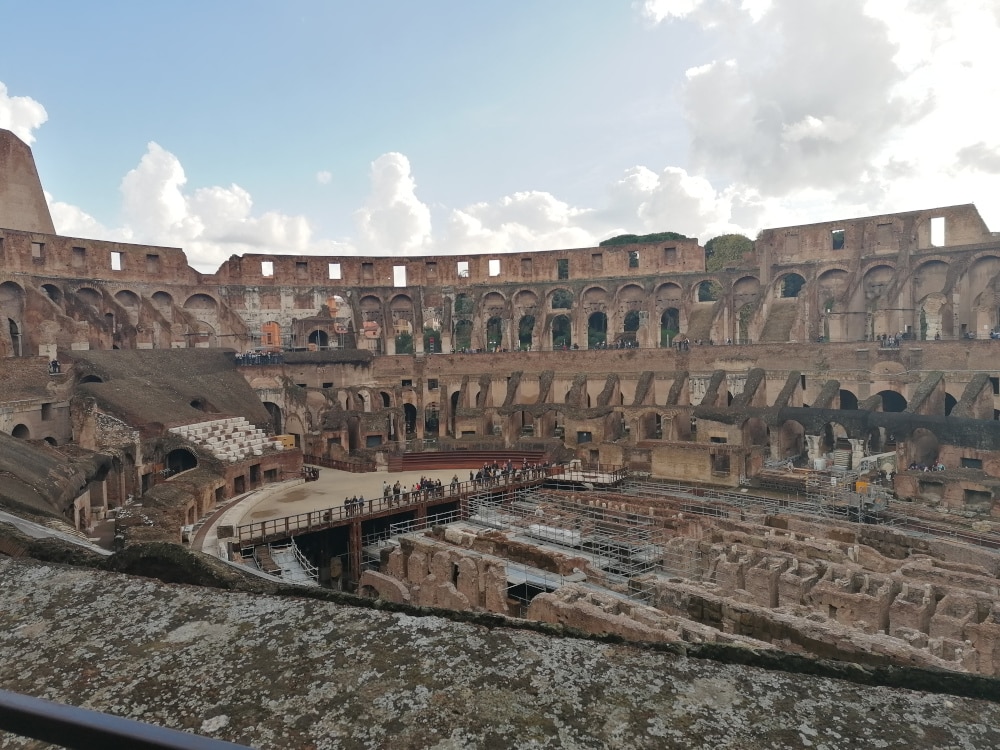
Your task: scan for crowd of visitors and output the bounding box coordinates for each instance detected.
[334,459,554,519]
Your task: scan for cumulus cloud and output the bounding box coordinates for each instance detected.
[50,141,317,272]
[442,191,598,255]
[0,82,47,144]
[315,170,332,185]
[354,153,432,254]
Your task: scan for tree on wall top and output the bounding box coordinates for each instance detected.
[704,234,755,272]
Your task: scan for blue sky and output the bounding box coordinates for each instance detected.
[2,1,999,271]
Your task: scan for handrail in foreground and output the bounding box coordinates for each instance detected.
[0,688,252,750]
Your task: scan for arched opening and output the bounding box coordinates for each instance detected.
[79,375,104,384]
[8,318,22,357]
[454,320,473,352]
[819,422,849,455]
[308,330,329,349]
[779,273,806,298]
[518,315,535,350]
[11,424,30,439]
[380,392,391,408]
[403,404,418,438]
[423,327,441,353]
[263,401,282,434]
[166,448,198,475]
[43,436,57,446]
[660,308,679,346]
[189,397,217,413]
[486,316,503,351]
[622,309,640,347]
[450,390,460,437]
[697,280,721,302]
[42,284,62,304]
[552,315,572,349]
[742,418,769,448]
[587,312,607,349]
[347,416,361,452]
[737,303,754,344]
[909,428,940,467]
[514,410,534,437]
[424,403,439,437]
[395,331,414,354]
[867,427,883,454]
[877,390,907,412]
[839,390,859,410]
[778,420,805,460]
[551,289,573,310]
[945,393,958,416]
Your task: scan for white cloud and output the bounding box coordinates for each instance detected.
[638,0,707,24]
[354,152,432,255]
[442,191,597,255]
[50,141,317,272]
[316,170,332,185]
[0,82,47,145]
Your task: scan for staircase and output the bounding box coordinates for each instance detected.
[758,299,800,342]
[684,304,718,341]
[832,449,852,470]
[169,417,284,463]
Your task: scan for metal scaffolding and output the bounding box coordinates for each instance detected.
[468,487,664,590]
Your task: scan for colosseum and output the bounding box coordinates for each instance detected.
[4,125,1000,746]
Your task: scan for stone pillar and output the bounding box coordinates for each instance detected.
[849,438,866,470]
[806,434,823,463]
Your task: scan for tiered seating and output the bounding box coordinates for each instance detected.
[169,417,285,463]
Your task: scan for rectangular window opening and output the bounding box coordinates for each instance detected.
[931,216,945,247]
[576,431,592,444]
[146,254,160,273]
[111,251,123,271]
[427,378,439,390]
[801,374,807,389]
[362,262,374,281]
[557,258,569,280]
[425,261,437,278]
[521,257,532,275]
[991,376,999,395]
[41,403,53,421]
[592,253,603,271]
[628,250,639,268]
[664,246,677,264]
[402,379,413,387]
[261,260,274,277]
[457,260,469,278]
[31,241,44,260]
[961,457,983,470]
[328,262,341,280]
[393,265,407,287]
[831,229,845,250]
[72,246,86,267]
[296,261,308,279]
[488,259,501,277]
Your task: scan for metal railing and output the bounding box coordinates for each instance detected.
[236,468,557,544]
[0,688,252,749]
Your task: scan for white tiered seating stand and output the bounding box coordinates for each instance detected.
[169,418,285,462]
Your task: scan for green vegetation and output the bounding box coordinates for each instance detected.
[704,234,754,272]
[600,231,688,247]
[395,332,413,354]
[423,327,441,353]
